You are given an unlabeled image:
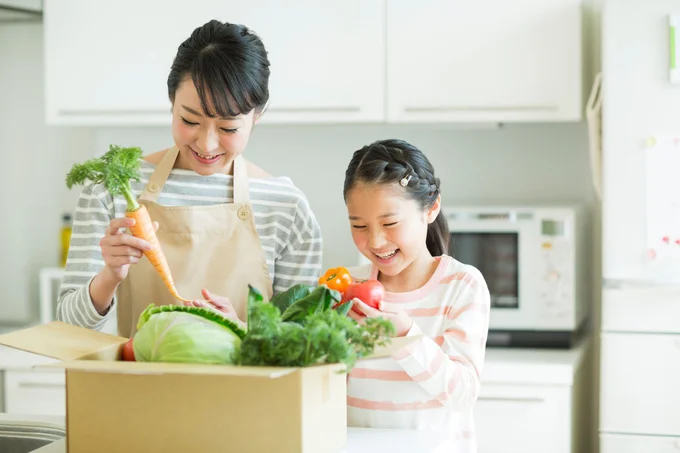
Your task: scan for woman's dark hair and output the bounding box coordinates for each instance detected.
[167,20,270,118]
[343,139,450,257]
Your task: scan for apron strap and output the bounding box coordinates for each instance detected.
[140,147,250,206]
[139,146,179,203]
[232,155,250,205]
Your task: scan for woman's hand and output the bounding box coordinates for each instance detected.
[347,298,414,337]
[90,217,158,315]
[100,217,157,283]
[185,289,245,329]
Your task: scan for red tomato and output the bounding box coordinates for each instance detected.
[121,338,135,361]
[344,280,385,309]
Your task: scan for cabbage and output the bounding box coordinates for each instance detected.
[132,304,246,365]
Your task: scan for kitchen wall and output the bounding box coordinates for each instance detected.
[0,23,598,325]
[97,121,596,261]
[0,24,95,324]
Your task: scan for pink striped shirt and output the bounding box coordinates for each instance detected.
[347,255,490,452]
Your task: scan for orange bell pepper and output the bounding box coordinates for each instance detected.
[319,267,353,293]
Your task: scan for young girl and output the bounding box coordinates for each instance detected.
[343,139,491,450]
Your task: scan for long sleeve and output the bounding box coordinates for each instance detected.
[392,271,491,410]
[272,196,323,294]
[56,183,117,330]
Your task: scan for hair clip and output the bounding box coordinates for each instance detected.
[400,175,412,187]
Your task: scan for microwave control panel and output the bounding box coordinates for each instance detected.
[538,217,576,323]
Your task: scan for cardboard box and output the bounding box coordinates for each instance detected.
[0,321,410,453]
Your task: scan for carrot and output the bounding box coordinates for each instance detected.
[66,144,190,302]
[125,204,188,302]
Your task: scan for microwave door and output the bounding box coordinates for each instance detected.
[448,225,539,331]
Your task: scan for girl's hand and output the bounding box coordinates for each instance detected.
[184,289,246,329]
[100,217,158,283]
[348,298,413,337]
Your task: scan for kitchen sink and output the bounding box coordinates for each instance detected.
[0,419,65,453]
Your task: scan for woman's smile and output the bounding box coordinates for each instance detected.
[189,146,226,165]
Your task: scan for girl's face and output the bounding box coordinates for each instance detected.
[346,182,441,278]
[171,78,259,176]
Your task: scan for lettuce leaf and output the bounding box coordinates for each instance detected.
[133,304,244,364]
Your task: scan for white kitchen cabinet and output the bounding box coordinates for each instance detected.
[475,338,592,453]
[600,332,680,436]
[44,0,385,125]
[600,434,680,453]
[0,346,65,416]
[386,0,583,123]
[4,370,65,416]
[476,385,570,453]
[44,1,588,126]
[600,286,680,449]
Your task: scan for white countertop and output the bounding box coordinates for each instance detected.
[26,427,456,453]
[480,335,591,385]
[0,415,454,453]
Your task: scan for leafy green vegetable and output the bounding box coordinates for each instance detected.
[269,284,313,313]
[129,285,392,370]
[239,285,394,370]
[280,285,342,323]
[334,300,354,317]
[133,304,243,365]
[66,144,144,211]
[245,285,269,332]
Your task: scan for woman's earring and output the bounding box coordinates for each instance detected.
[400,175,412,187]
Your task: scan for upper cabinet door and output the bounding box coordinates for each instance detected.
[44,0,385,125]
[45,0,178,125]
[248,1,385,124]
[386,0,583,123]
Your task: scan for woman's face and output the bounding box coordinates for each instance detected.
[171,78,259,175]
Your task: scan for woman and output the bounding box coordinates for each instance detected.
[57,20,323,336]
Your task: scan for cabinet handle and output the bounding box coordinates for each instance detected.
[58,109,170,116]
[478,396,544,403]
[17,382,65,390]
[266,106,361,113]
[403,105,559,113]
[59,106,362,115]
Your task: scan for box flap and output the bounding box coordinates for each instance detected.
[40,359,300,378]
[0,321,128,362]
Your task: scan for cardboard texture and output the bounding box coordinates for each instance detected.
[0,321,416,453]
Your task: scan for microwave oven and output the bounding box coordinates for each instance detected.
[356,204,590,348]
[445,204,589,348]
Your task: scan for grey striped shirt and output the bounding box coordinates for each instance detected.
[57,160,323,330]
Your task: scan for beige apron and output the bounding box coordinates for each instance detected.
[116,147,273,337]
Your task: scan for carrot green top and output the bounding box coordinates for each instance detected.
[66,144,143,212]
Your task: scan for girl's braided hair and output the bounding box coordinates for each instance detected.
[343,139,450,256]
